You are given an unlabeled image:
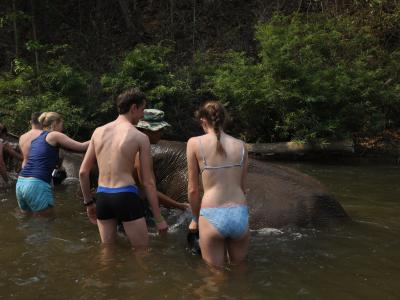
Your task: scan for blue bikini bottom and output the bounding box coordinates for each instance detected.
[200,205,249,239]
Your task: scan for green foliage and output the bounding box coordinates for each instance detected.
[0,58,89,137]
[207,13,400,142]
[101,44,175,107]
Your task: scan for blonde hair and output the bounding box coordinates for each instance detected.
[38,112,63,130]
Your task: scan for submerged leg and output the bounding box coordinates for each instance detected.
[226,230,250,265]
[122,217,149,248]
[97,219,118,244]
[199,216,226,267]
[32,206,55,219]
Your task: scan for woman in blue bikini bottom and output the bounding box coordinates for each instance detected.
[187,101,250,267]
[199,205,248,239]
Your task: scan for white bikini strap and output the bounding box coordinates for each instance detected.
[239,142,245,166]
[198,138,207,166]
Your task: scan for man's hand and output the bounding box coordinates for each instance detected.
[156,219,168,234]
[180,202,191,211]
[86,204,97,225]
[188,219,198,232]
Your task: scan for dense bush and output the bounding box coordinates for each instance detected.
[208,14,400,142]
[0,58,90,137]
[1,9,399,143]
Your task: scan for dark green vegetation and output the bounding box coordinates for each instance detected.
[0,1,399,142]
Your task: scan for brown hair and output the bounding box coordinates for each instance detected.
[195,100,227,156]
[31,112,42,126]
[116,88,146,114]
[38,112,62,130]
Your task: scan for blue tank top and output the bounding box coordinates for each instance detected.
[19,131,59,183]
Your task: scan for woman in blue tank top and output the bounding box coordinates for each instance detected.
[187,101,249,267]
[16,112,89,216]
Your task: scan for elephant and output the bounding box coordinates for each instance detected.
[150,141,350,229]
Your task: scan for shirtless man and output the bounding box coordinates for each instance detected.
[0,138,8,183]
[19,112,42,168]
[0,123,23,183]
[79,88,168,247]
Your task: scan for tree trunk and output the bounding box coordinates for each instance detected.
[30,0,39,74]
[117,0,135,32]
[192,0,196,52]
[246,140,354,156]
[12,0,19,58]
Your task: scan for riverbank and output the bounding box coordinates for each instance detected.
[248,130,400,164]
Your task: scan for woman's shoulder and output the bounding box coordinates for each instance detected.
[187,134,206,144]
[47,130,66,139]
[224,133,245,145]
[187,134,208,152]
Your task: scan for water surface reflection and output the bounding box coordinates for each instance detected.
[0,162,399,299]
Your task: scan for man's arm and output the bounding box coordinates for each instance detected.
[3,143,23,162]
[0,144,9,183]
[79,136,97,224]
[138,135,168,233]
[187,138,200,232]
[158,192,189,210]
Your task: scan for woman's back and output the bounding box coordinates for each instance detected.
[19,131,59,183]
[196,132,247,207]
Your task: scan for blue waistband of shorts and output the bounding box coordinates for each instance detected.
[97,185,139,194]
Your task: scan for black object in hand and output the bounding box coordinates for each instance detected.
[52,169,67,185]
[187,230,201,255]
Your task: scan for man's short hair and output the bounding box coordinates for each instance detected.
[116,88,146,114]
[31,112,42,126]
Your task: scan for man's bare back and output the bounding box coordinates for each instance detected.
[93,119,146,187]
[19,129,42,168]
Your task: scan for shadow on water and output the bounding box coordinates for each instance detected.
[0,162,399,299]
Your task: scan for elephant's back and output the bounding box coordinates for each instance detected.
[246,159,350,228]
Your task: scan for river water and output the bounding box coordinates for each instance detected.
[0,162,399,299]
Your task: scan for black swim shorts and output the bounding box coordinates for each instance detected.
[96,191,145,222]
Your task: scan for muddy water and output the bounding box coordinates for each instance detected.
[0,162,399,299]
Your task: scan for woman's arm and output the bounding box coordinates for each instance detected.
[47,132,89,153]
[241,145,248,193]
[187,137,200,231]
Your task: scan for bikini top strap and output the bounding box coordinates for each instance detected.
[239,142,246,166]
[198,138,207,166]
